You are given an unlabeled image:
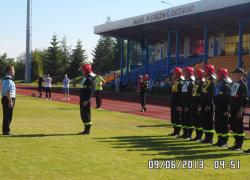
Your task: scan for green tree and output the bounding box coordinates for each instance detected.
[15,53,25,80]
[68,40,88,78]
[43,35,63,81]
[60,36,71,75]
[0,53,15,79]
[92,36,117,74]
[32,50,44,80]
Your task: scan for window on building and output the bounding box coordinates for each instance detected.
[225,34,250,55]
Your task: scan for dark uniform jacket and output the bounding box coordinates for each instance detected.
[182,79,194,108]
[79,75,93,102]
[192,79,204,109]
[213,79,231,112]
[230,79,249,107]
[200,77,216,107]
[140,81,149,93]
[171,79,183,107]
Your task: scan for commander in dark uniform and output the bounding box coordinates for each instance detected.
[1,65,16,136]
[229,68,248,151]
[79,64,95,135]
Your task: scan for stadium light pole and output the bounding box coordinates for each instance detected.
[25,0,32,82]
[160,1,173,7]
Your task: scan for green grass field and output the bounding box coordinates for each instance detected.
[0,95,249,180]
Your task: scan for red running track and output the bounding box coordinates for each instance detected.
[16,86,171,120]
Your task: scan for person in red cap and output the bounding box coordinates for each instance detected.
[200,64,216,144]
[140,74,149,112]
[79,64,96,135]
[191,68,205,141]
[178,67,195,139]
[213,68,232,147]
[229,68,248,151]
[169,67,184,136]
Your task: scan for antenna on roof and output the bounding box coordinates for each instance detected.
[160,1,173,7]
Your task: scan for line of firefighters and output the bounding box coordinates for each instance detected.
[170,65,249,151]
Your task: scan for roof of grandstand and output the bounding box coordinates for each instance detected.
[94,0,250,42]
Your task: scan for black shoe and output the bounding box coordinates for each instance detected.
[191,136,198,141]
[218,143,227,147]
[184,136,192,140]
[168,132,177,136]
[3,133,11,136]
[201,138,208,144]
[213,141,222,146]
[79,131,90,135]
[177,134,185,139]
[229,145,242,151]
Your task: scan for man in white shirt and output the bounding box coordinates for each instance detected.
[1,65,16,135]
[62,74,70,100]
[44,74,52,100]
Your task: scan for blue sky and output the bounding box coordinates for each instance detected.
[0,0,198,59]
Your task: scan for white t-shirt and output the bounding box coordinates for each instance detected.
[45,77,52,88]
[63,78,70,88]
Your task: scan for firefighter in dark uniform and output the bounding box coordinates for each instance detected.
[229,68,248,151]
[140,74,149,112]
[179,67,195,139]
[79,64,95,135]
[213,68,231,147]
[191,68,205,141]
[169,67,184,136]
[201,64,216,144]
[1,65,16,136]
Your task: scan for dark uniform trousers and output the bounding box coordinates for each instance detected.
[2,97,15,134]
[171,102,182,133]
[230,106,245,146]
[192,105,203,139]
[80,100,92,127]
[201,103,214,141]
[214,108,229,143]
[140,91,147,108]
[95,90,102,108]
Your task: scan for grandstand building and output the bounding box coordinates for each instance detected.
[94,0,250,85]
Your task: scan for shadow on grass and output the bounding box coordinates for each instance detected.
[94,135,244,160]
[0,133,82,138]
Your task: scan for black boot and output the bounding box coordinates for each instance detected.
[178,128,187,139]
[79,125,91,135]
[229,136,243,151]
[202,133,213,144]
[185,129,193,140]
[206,133,213,144]
[219,136,228,147]
[192,130,202,141]
[214,136,222,146]
[172,127,180,137]
[201,133,208,143]
[169,127,177,136]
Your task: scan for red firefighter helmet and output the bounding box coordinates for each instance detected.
[143,74,149,81]
[81,64,96,77]
[196,68,204,79]
[173,67,183,78]
[217,68,229,80]
[184,67,194,76]
[205,64,215,76]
